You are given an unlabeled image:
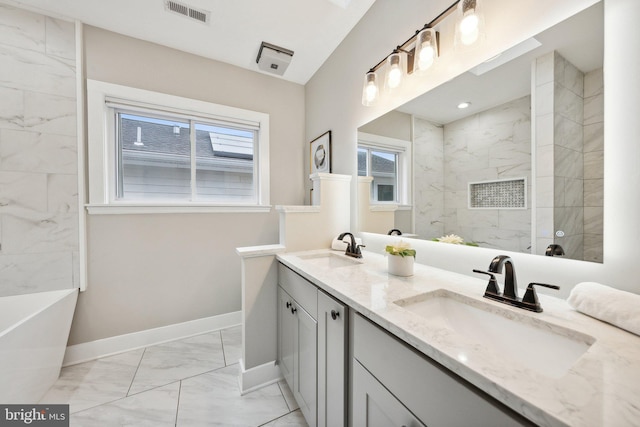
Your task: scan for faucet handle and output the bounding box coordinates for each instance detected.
[472,269,501,296]
[522,282,560,312]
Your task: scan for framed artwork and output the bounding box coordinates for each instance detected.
[309,131,332,174]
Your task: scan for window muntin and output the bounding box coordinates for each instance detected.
[358,146,400,203]
[114,109,258,204]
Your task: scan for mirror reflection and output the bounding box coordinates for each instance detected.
[358,2,603,263]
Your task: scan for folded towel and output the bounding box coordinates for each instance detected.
[567,282,640,337]
[331,236,363,251]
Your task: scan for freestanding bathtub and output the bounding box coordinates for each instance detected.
[0,288,78,403]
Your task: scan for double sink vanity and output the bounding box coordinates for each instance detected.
[275,249,640,427]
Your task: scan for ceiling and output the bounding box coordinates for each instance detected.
[4,0,376,85]
[396,1,604,124]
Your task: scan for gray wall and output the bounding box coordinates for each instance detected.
[0,5,78,297]
[69,26,305,345]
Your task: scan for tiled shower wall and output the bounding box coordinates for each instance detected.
[0,5,78,296]
[413,96,532,251]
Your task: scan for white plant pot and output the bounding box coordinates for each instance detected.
[388,255,414,277]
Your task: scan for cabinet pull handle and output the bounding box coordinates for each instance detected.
[286,301,291,309]
[291,306,297,314]
[331,310,339,320]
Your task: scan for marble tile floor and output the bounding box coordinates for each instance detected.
[40,326,308,427]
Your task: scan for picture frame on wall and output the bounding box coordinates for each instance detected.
[310,130,331,174]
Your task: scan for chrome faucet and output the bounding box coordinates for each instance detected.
[473,255,560,313]
[337,232,364,259]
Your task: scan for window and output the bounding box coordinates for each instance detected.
[87,80,270,213]
[357,132,411,205]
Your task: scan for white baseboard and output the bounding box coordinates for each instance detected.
[238,358,282,395]
[63,311,242,367]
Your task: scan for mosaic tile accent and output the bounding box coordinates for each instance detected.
[469,178,526,209]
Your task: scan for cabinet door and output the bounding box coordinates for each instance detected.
[278,286,295,389]
[317,290,347,427]
[353,360,425,427]
[294,302,317,427]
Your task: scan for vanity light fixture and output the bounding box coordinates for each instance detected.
[361,0,485,106]
[457,101,471,109]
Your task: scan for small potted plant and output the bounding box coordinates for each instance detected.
[385,240,416,277]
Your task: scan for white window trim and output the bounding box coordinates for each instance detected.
[357,132,412,206]
[86,79,270,214]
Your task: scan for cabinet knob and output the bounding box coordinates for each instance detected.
[331,310,340,320]
[291,306,297,314]
[286,301,291,309]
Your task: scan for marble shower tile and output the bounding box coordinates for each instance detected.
[584,206,604,234]
[0,87,24,131]
[584,68,603,98]
[0,251,73,296]
[583,233,603,263]
[261,410,308,427]
[535,52,554,86]
[498,209,531,232]
[584,151,604,180]
[584,92,604,126]
[47,173,78,213]
[554,83,583,124]
[0,129,77,174]
[0,171,47,211]
[129,331,226,395]
[1,212,78,254]
[555,52,584,97]
[221,325,242,366]
[177,365,289,427]
[554,146,583,180]
[23,91,76,136]
[535,113,554,147]
[554,115,583,152]
[564,178,584,207]
[535,144,554,178]
[535,82,554,116]
[554,207,584,236]
[40,349,145,413]
[584,179,604,207]
[0,4,45,52]
[536,176,554,208]
[536,208,554,238]
[0,44,75,97]
[45,17,75,60]
[70,382,179,427]
[584,122,604,153]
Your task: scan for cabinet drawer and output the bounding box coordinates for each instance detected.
[353,314,534,427]
[278,263,317,320]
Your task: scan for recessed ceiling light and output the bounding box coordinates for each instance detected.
[457,102,471,109]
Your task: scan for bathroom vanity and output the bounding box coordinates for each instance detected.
[276,249,640,427]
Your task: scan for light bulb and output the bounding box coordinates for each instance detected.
[365,81,378,103]
[417,43,435,70]
[459,11,479,45]
[387,65,402,89]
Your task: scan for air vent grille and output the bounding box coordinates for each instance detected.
[165,1,210,24]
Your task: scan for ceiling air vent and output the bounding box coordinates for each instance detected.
[165,1,210,24]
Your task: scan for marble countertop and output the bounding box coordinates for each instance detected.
[277,249,640,427]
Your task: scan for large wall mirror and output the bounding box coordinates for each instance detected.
[358,1,603,263]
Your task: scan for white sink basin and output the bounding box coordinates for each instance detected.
[297,252,363,268]
[394,290,594,379]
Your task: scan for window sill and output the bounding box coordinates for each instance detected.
[86,204,272,215]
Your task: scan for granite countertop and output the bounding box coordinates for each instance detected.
[277,249,640,427]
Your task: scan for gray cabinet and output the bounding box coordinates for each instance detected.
[277,264,348,427]
[353,314,535,427]
[278,285,317,427]
[317,290,348,427]
[353,360,425,427]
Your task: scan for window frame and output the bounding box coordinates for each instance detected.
[357,132,412,206]
[86,79,270,214]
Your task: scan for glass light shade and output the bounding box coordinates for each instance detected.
[455,0,485,47]
[384,52,405,91]
[414,28,438,73]
[361,71,380,106]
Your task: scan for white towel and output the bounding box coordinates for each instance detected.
[331,236,363,251]
[567,282,640,337]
